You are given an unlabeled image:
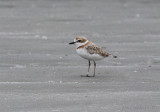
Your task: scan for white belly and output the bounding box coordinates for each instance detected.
[76,48,104,61]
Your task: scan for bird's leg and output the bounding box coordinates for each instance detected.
[81,60,96,77]
[93,61,96,77]
[88,60,91,73]
[86,60,91,77]
[81,60,91,77]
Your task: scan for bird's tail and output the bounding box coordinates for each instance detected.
[109,54,117,58]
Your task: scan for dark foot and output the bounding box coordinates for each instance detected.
[113,55,117,58]
[80,74,95,77]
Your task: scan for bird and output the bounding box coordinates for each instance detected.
[69,36,117,77]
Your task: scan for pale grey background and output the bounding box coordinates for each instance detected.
[0,0,160,112]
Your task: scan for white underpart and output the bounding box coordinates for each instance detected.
[76,48,104,61]
[75,40,104,61]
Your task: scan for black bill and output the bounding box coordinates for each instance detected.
[69,42,75,44]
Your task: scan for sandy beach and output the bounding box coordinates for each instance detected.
[0,0,160,111]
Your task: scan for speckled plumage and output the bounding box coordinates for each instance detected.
[85,42,110,57]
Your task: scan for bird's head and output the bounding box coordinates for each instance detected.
[69,36,88,48]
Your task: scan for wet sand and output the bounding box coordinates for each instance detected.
[0,0,160,112]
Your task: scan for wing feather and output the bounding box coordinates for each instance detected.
[85,42,109,57]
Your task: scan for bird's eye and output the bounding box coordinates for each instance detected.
[77,40,81,42]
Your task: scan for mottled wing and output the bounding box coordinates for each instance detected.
[85,42,109,57]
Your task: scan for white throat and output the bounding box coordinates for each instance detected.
[75,40,88,49]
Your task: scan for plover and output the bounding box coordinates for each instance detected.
[69,36,117,77]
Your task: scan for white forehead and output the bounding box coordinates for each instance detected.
[74,39,77,42]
